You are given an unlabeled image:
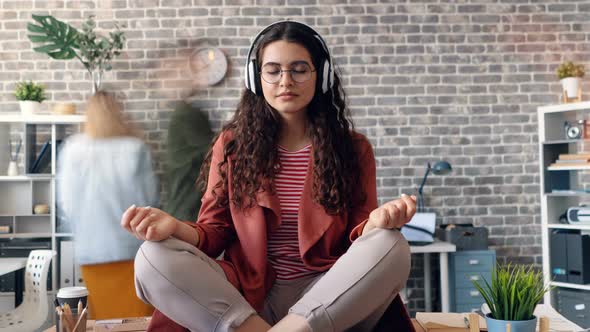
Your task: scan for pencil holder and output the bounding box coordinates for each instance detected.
[58,310,87,332]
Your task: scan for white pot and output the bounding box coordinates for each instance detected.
[560,77,582,98]
[19,101,42,116]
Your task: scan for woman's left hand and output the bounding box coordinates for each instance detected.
[363,194,417,235]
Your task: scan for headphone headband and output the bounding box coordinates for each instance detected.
[243,20,334,96]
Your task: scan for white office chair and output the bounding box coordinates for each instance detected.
[0,250,56,332]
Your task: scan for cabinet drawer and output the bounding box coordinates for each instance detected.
[557,296,590,328]
[557,288,589,302]
[455,288,486,304]
[453,254,495,272]
[454,271,492,288]
[557,289,590,328]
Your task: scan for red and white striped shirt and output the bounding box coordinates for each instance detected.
[267,144,319,280]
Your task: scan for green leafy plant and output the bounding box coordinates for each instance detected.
[557,61,585,80]
[14,81,46,103]
[473,264,551,321]
[27,14,125,92]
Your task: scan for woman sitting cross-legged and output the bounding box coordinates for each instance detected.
[122,21,416,332]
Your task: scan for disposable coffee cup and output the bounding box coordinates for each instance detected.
[57,286,88,310]
[56,287,88,331]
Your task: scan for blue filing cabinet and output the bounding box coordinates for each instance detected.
[449,250,496,312]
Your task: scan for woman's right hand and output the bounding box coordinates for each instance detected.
[121,205,178,242]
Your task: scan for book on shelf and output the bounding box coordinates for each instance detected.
[28,139,62,173]
[551,189,590,194]
[549,162,590,168]
[555,159,590,163]
[29,141,50,173]
[558,153,590,160]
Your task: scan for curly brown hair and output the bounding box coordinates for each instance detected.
[197,22,365,215]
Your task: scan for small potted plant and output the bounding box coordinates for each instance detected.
[14,81,46,116]
[557,61,585,100]
[473,264,551,332]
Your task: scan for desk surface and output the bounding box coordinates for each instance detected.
[410,240,456,254]
[47,319,420,332]
[412,319,425,332]
[0,257,27,276]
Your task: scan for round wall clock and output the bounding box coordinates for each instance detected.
[189,47,228,87]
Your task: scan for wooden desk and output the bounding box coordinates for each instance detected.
[44,320,96,332]
[411,305,582,332]
[49,319,420,332]
[410,241,456,312]
[45,317,151,332]
[412,318,425,332]
[0,257,27,307]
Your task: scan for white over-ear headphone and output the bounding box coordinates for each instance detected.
[243,20,335,96]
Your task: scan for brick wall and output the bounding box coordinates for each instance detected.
[1,0,589,314]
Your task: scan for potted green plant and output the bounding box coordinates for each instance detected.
[14,81,46,116]
[557,61,585,100]
[473,264,551,332]
[27,15,125,93]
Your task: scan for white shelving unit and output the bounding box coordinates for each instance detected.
[538,102,590,311]
[0,113,84,305]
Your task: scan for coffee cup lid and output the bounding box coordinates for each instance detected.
[57,286,88,298]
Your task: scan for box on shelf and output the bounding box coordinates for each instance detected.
[566,232,590,284]
[436,224,488,251]
[556,288,590,328]
[94,317,150,332]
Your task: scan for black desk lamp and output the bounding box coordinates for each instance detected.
[417,161,452,212]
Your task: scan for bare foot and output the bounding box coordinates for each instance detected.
[269,314,312,332]
[235,314,272,332]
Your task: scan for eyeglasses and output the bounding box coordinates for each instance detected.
[260,62,316,84]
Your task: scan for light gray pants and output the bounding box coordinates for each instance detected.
[134,228,411,332]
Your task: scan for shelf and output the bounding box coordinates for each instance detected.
[0,113,84,124]
[0,117,81,292]
[539,102,590,307]
[546,223,590,231]
[0,290,59,296]
[0,175,52,181]
[547,165,590,171]
[546,191,590,197]
[538,101,590,114]
[0,233,52,238]
[8,214,51,218]
[550,281,590,291]
[542,139,588,145]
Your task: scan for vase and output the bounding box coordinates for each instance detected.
[485,314,537,332]
[19,101,42,116]
[561,77,582,98]
[91,70,103,94]
[6,161,17,176]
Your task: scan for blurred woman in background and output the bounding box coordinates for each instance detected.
[57,91,158,319]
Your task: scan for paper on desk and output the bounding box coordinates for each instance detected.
[94,317,151,332]
[534,304,583,332]
[415,312,486,331]
[417,305,583,332]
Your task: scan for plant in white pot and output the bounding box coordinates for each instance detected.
[14,81,46,116]
[557,61,585,101]
[473,264,551,332]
